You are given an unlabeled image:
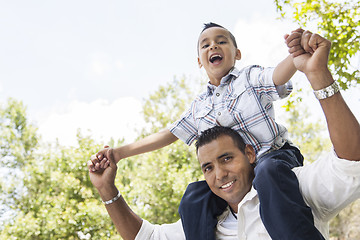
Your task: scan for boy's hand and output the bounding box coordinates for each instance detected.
[90,146,111,172]
[284,28,306,58]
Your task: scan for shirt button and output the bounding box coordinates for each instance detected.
[218,112,221,116]
[216,93,220,97]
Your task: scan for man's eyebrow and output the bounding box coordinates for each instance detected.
[200,152,232,169]
[201,162,211,170]
[217,152,231,160]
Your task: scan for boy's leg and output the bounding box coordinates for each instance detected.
[253,145,325,240]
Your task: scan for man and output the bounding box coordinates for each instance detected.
[88,29,360,239]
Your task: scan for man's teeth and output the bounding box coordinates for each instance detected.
[221,180,234,189]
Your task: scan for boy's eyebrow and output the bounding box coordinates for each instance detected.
[199,34,229,45]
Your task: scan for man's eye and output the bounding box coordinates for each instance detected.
[204,166,212,172]
[224,156,232,162]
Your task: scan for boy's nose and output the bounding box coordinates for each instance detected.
[210,45,218,50]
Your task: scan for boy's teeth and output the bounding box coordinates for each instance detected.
[210,55,222,63]
[221,180,234,189]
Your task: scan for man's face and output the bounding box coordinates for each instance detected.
[197,27,241,86]
[197,135,256,212]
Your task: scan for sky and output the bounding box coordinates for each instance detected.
[1,0,359,147]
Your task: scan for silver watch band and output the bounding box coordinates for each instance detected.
[102,191,121,205]
[313,81,340,100]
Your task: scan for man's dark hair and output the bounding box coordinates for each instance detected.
[200,22,238,49]
[195,126,246,153]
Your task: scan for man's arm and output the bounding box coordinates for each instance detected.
[88,150,143,240]
[93,129,178,170]
[88,148,186,240]
[286,29,360,161]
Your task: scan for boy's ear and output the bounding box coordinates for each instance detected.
[197,57,203,68]
[235,49,241,60]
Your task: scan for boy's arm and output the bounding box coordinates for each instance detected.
[113,129,178,161]
[93,129,178,170]
[272,55,297,86]
[272,29,305,86]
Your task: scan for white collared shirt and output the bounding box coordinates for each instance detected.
[135,150,360,240]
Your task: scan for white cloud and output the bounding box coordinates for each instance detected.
[37,97,145,146]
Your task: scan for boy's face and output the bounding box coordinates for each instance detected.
[197,135,256,212]
[198,27,241,85]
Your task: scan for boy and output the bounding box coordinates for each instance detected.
[92,23,324,239]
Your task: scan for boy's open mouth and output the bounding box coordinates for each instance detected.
[209,54,223,64]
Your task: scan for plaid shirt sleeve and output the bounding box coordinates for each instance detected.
[168,100,198,146]
[249,66,293,101]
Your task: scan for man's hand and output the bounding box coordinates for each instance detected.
[88,147,117,191]
[90,146,112,171]
[285,29,333,89]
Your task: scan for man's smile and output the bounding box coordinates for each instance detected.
[220,180,235,189]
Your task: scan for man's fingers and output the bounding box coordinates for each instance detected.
[291,28,305,34]
[301,30,315,54]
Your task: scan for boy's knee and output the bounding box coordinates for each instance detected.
[254,159,293,185]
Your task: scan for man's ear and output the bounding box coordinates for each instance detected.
[244,144,256,164]
[198,57,203,68]
[235,49,241,61]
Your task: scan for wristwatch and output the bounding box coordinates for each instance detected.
[313,81,340,100]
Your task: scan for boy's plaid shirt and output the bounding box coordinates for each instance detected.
[169,65,293,157]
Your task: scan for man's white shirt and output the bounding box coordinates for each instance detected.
[135,150,360,240]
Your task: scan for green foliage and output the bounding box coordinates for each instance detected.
[0,99,118,239]
[275,0,360,90]
[0,98,38,169]
[282,90,331,162]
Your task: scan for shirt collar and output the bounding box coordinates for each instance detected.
[206,67,240,95]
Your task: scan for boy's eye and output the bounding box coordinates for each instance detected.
[218,41,227,44]
[202,44,209,49]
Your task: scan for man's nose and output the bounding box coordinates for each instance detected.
[215,166,228,180]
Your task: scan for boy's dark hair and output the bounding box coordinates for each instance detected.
[195,126,246,154]
[200,22,238,49]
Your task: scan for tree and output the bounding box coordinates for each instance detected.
[275,0,360,90]
[0,99,118,239]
